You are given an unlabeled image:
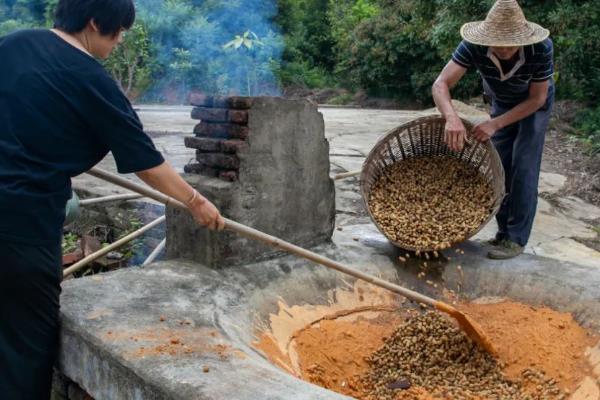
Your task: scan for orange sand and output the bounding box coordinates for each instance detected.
[254,286,599,400]
[295,313,405,398]
[459,299,597,391]
[104,319,245,360]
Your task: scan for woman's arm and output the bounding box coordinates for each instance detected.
[432,60,469,152]
[136,161,225,231]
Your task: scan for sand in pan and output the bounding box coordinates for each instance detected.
[254,284,598,399]
[459,299,596,391]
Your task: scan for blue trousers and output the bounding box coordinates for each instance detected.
[491,94,554,246]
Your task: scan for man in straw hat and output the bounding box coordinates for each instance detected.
[432,0,554,259]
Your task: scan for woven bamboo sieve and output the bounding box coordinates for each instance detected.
[360,115,505,252]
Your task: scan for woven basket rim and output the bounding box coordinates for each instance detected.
[359,114,505,252]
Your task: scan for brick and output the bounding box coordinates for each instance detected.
[219,171,239,182]
[228,109,248,124]
[194,122,249,140]
[227,96,253,109]
[184,136,223,152]
[221,139,248,153]
[62,251,83,266]
[184,163,219,177]
[196,152,240,170]
[189,92,213,107]
[189,92,252,109]
[193,123,231,139]
[191,107,228,122]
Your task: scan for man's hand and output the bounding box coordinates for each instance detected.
[444,116,467,152]
[433,60,468,152]
[473,119,500,143]
[188,193,225,231]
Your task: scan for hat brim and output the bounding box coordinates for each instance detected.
[460,21,549,47]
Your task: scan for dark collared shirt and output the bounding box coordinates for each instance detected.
[452,38,554,106]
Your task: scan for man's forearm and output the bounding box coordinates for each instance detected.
[432,80,460,121]
[492,96,546,130]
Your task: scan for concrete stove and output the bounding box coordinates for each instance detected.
[167,95,335,268]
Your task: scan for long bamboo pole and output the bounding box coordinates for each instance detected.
[332,170,361,180]
[142,238,166,266]
[79,193,143,206]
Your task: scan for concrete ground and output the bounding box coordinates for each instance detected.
[62,104,600,399]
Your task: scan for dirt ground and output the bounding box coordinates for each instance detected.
[543,101,600,208]
[541,101,600,251]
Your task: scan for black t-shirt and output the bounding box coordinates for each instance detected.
[0,29,164,245]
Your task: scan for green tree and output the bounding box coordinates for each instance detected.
[345,1,444,102]
[104,23,153,98]
[275,0,336,87]
[327,0,379,83]
[223,30,265,96]
[0,18,33,36]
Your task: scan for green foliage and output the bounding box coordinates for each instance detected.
[574,106,600,154]
[328,92,354,105]
[543,2,600,101]
[43,0,57,26]
[342,0,489,103]
[168,48,194,86]
[275,0,341,90]
[135,0,282,101]
[62,232,79,254]
[0,18,33,36]
[222,30,267,96]
[0,0,55,32]
[275,60,333,88]
[1,0,599,108]
[121,215,143,260]
[1,0,46,22]
[104,23,153,99]
[342,0,600,104]
[276,0,336,70]
[223,30,264,50]
[327,0,379,86]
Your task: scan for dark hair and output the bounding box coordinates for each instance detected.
[54,0,135,36]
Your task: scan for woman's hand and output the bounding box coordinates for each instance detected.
[187,191,225,231]
[473,119,500,142]
[444,116,467,152]
[136,163,226,231]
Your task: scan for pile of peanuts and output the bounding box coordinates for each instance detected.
[368,156,493,250]
[362,312,566,400]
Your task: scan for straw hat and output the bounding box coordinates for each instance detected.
[460,0,549,47]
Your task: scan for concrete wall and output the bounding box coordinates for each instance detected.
[166,97,335,268]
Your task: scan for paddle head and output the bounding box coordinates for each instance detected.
[435,301,497,356]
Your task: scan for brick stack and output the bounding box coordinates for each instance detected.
[184,93,253,182]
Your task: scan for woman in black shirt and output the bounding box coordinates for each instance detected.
[0,0,224,398]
